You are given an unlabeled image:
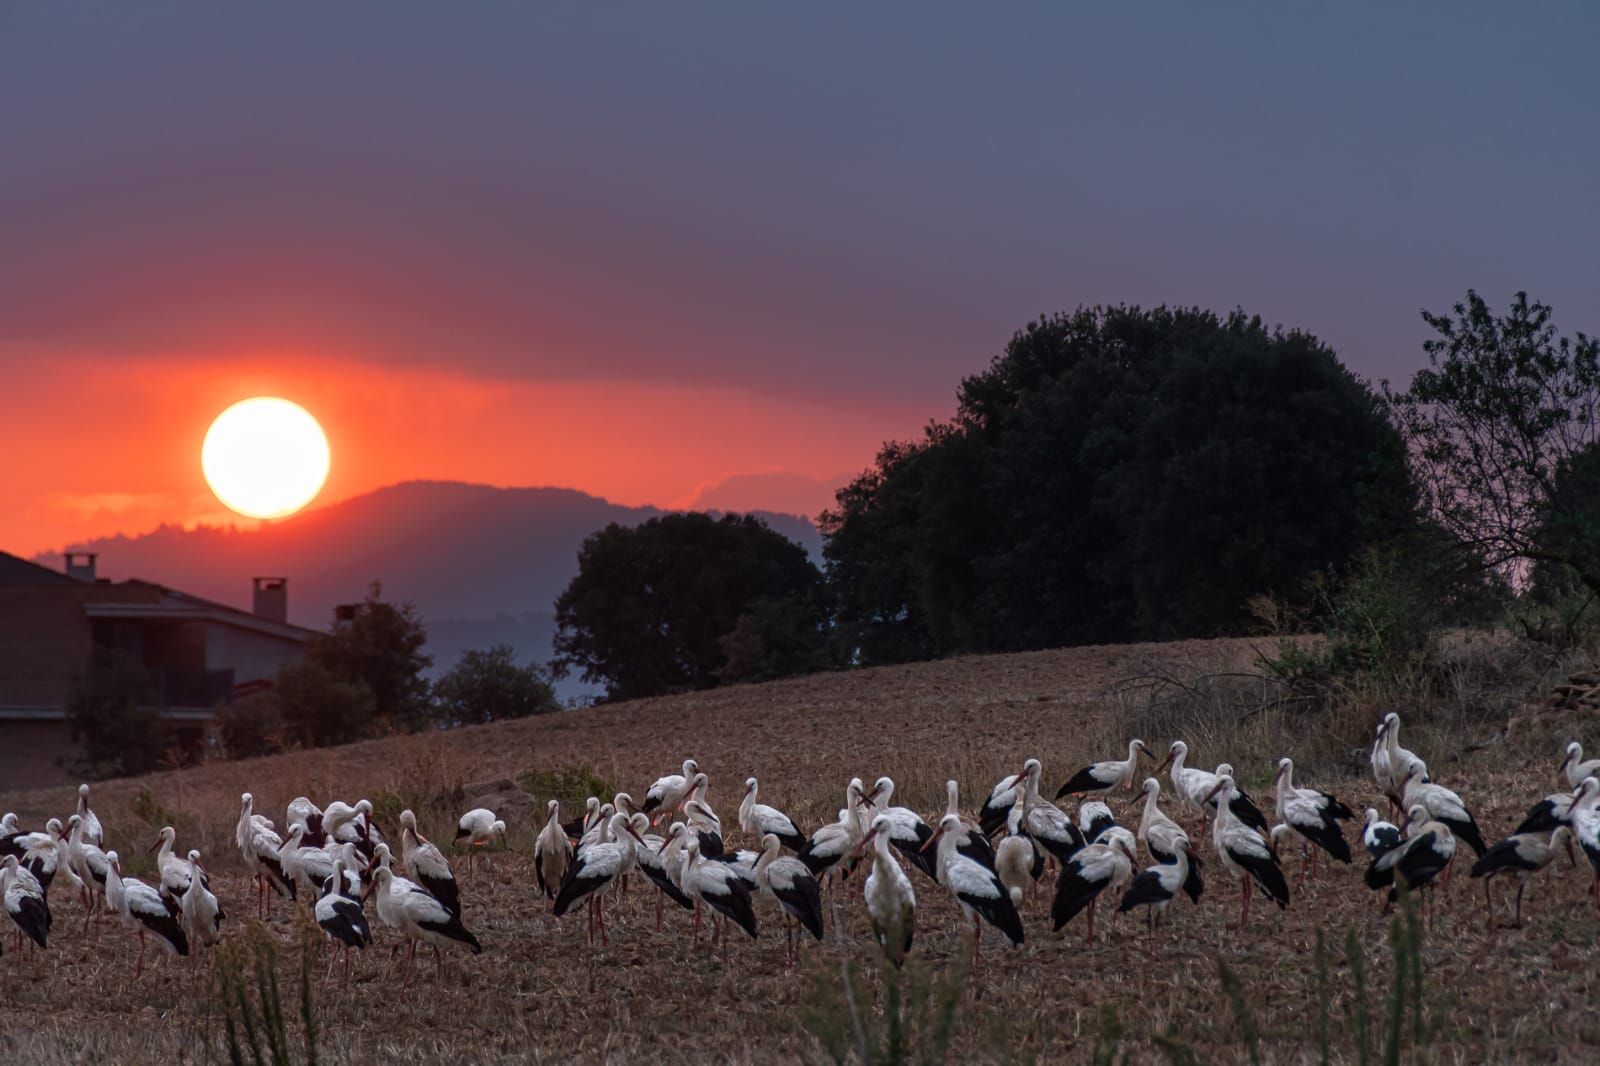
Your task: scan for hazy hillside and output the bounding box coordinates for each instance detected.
[39,481,822,687]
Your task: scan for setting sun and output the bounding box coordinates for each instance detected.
[201,397,330,519]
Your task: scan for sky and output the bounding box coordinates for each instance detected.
[3,4,1598,556]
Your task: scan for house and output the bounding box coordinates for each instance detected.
[0,551,312,789]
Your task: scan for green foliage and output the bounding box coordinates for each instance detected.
[516,763,616,810]
[802,955,968,1065]
[216,690,289,759]
[553,512,824,700]
[306,582,432,731]
[273,659,378,749]
[1217,959,1261,1066]
[718,594,834,684]
[65,646,168,779]
[214,922,320,1066]
[823,305,1417,665]
[433,644,560,725]
[1385,290,1600,591]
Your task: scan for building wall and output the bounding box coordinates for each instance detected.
[0,583,163,707]
[203,624,306,686]
[0,719,78,790]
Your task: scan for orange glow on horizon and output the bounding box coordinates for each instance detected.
[0,350,929,556]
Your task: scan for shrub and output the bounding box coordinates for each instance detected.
[65,646,168,779]
[433,644,560,725]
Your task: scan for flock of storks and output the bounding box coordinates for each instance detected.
[2,711,1597,984]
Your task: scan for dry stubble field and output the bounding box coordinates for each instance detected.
[1,635,1597,1063]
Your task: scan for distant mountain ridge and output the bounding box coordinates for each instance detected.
[35,481,822,691]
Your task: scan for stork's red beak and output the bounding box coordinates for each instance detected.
[1154,754,1174,774]
[920,828,943,853]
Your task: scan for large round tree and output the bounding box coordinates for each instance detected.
[553,513,823,700]
[822,305,1416,663]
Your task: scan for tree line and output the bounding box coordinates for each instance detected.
[552,292,1600,699]
[68,289,1600,772]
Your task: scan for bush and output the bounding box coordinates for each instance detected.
[216,691,288,759]
[718,595,833,684]
[65,646,168,779]
[306,582,432,731]
[275,660,378,749]
[433,645,560,725]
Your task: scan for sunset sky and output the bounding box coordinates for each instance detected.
[4,5,1597,556]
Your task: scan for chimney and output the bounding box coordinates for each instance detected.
[252,577,288,623]
[65,552,97,582]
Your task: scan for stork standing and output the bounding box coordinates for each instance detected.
[66,814,111,930]
[1055,739,1152,799]
[1051,835,1137,941]
[75,784,103,848]
[1363,809,1403,861]
[1470,827,1574,927]
[642,758,701,822]
[862,777,938,880]
[740,778,806,852]
[925,813,1023,975]
[1271,757,1353,886]
[1399,762,1486,858]
[452,808,507,880]
[681,835,759,948]
[104,850,188,976]
[978,770,1022,839]
[0,855,50,953]
[533,800,572,900]
[994,799,1042,908]
[400,809,460,917]
[796,779,870,885]
[552,812,646,946]
[1565,777,1600,910]
[316,857,372,989]
[1559,741,1600,790]
[1366,805,1455,929]
[180,850,224,956]
[630,815,694,930]
[1204,776,1289,928]
[1009,759,1085,866]
[1117,846,1196,942]
[1135,778,1203,903]
[237,793,295,916]
[372,866,481,985]
[1376,713,1427,810]
[941,779,996,865]
[861,813,916,967]
[754,833,823,965]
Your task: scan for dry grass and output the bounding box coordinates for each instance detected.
[2,634,1598,1063]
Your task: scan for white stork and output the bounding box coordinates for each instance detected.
[1362,809,1403,861]
[400,809,460,917]
[1271,757,1353,885]
[740,778,806,852]
[104,850,188,975]
[926,812,1023,974]
[1399,762,1486,857]
[994,799,1041,908]
[796,779,869,885]
[754,833,823,965]
[372,865,482,984]
[66,814,111,930]
[1055,739,1152,799]
[1203,776,1290,928]
[552,812,646,946]
[452,808,507,880]
[978,770,1022,839]
[20,818,68,894]
[180,850,224,954]
[533,800,572,900]
[861,813,917,967]
[1158,741,1218,813]
[75,784,104,847]
[680,834,758,947]
[1007,759,1085,866]
[287,796,326,846]
[862,777,938,880]
[642,758,701,822]
[1051,834,1137,941]
[629,815,693,930]
[237,793,295,915]
[0,855,50,953]
[1559,741,1600,790]
[316,856,372,989]
[684,793,725,857]
[1135,778,1203,904]
[1376,713,1427,807]
[1366,804,1455,929]
[152,825,212,904]
[1470,826,1574,927]
[1078,801,1117,844]
[1565,777,1600,911]
[1116,845,1196,940]
[940,779,996,865]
